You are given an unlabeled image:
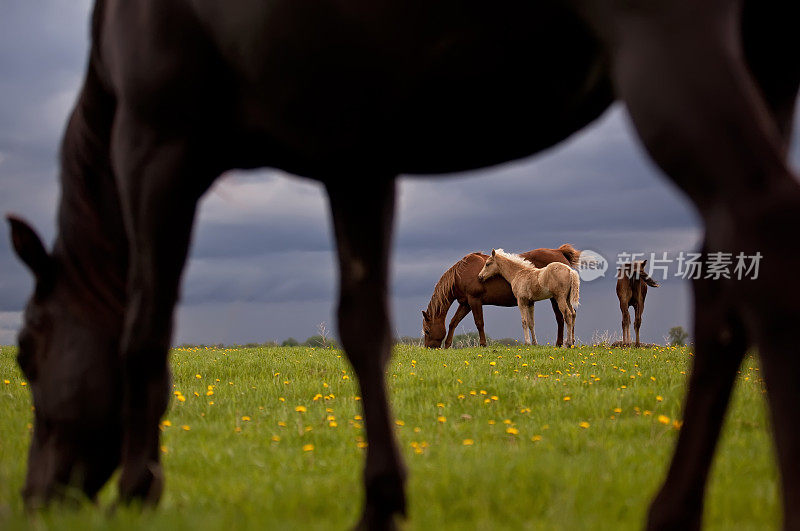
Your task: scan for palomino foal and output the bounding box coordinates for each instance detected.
[477,249,580,346]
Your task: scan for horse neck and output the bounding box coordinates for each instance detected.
[426,290,455,322]
[495,254,528,283]
[52,89,128,321]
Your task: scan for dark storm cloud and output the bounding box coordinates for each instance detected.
[1,2,798,346]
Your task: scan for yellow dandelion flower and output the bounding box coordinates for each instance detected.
[491,396,498,401]
[673,420,683,429]
[357,441,368,449]
[342,375,350,380]
[21,381,27,386]
[488,420,496,425]
[506,427,519,435]
[658,415,670,425]
[195,374,201,379]
[354,415,363,421]
[272,435,280,442]
[278,421,287,427]
[329,421,338,427]
[563,396,571,401]
[234,426,242,433]
[656,395,664,402]
[579,421,590,429]
[312,394,323,401]
[279,397,285,402]
[162,420,172,427]
[480,390,487,395]
[437,402,444,408]
[489,361,496,366]
[531,435,542,442]
[462,439,474,446]
[242,416,251,421]
[160,445,168,453]
[3,379,9,385]
[302,444,315,452]
[182,425,191,431]
[437,416,447,423]
[295,406,307,413]
[177,395,186,402]
[613,408,622,413]
[395,420,405,426]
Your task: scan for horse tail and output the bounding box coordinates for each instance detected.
[569,269,581,308]
[640,269,660,288]
[558,244,582,267]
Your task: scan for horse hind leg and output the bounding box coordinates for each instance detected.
[327,178,406,529]
[557,298,573,347]
[550,298,565,347]
[647,278,746,529]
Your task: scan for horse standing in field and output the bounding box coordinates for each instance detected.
[7,0,800,528]
[478,249,580,346]
[422,244,580,348]
[616,260,660,347]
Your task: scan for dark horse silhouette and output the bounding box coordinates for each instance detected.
[616,260,660,347]
[7,0,800,528]
[422,245,580,348]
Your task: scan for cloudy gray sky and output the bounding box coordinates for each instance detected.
[1,1,798,346]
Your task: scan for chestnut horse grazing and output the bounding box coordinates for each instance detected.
[478,250,580,346]
[7,0,800,528]
[616,260,660,347]
[422,244,580,348]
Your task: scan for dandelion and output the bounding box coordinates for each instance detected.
[613,408,622,414]
[563,396,571,401]
[21,381,27,386]
[160,445,168,453]
[656,395,664,402]
[395,420,405,426]
[177,395,186,402]
[278,421,287,427]
[162,420,172,427]
[437,416,447,423]
[357,441,368,449]
[490,396,498,401]
[531,435,542,442]
[195,374,202,379]
[242,416,251,421]
[295,406,307,413]
[3,379,9,385]
[182,425,191,431]
[302,444,315,452]
[506,427,519,435]
[579,421,590,429]
[658,415,670,425]
[354,415,363,420]
[462,439,474,446]
[272,435,280,442]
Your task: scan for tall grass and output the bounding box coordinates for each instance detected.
[0,344,778,529]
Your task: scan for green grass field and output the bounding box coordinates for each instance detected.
[0,344,779,530]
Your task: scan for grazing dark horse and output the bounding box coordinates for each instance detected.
[616,260,660,347]
[422,244,581,348]
[7,0,800,528]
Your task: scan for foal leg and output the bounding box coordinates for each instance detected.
[326,178,406,530]
[647,278,746,530]
[557,299,573,348]
[527,304,537,346]
[550,298,565,347]
[468,297,488,347]
[444,303,471,349]
[518,303,530,345]
[113,120,213,503]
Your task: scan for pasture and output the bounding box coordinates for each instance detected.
[0,343,778,529]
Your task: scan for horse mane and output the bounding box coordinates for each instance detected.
[426,255,471,317]
[494,249,536,270]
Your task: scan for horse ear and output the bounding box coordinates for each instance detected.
[422,310,429,320]
[640,259,648,267]
[7,215,52,281]
[491,249,496,257]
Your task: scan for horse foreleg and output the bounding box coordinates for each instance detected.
[444,303,471,348]
[527,304,537,346]
[518,302,530,345]
[467,297,487,347]
[327,178,405,530]
[114,123,212,505]
[647,278,746,530]
[550,298,564,347]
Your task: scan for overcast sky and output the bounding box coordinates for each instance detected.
[1,1,798,346]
